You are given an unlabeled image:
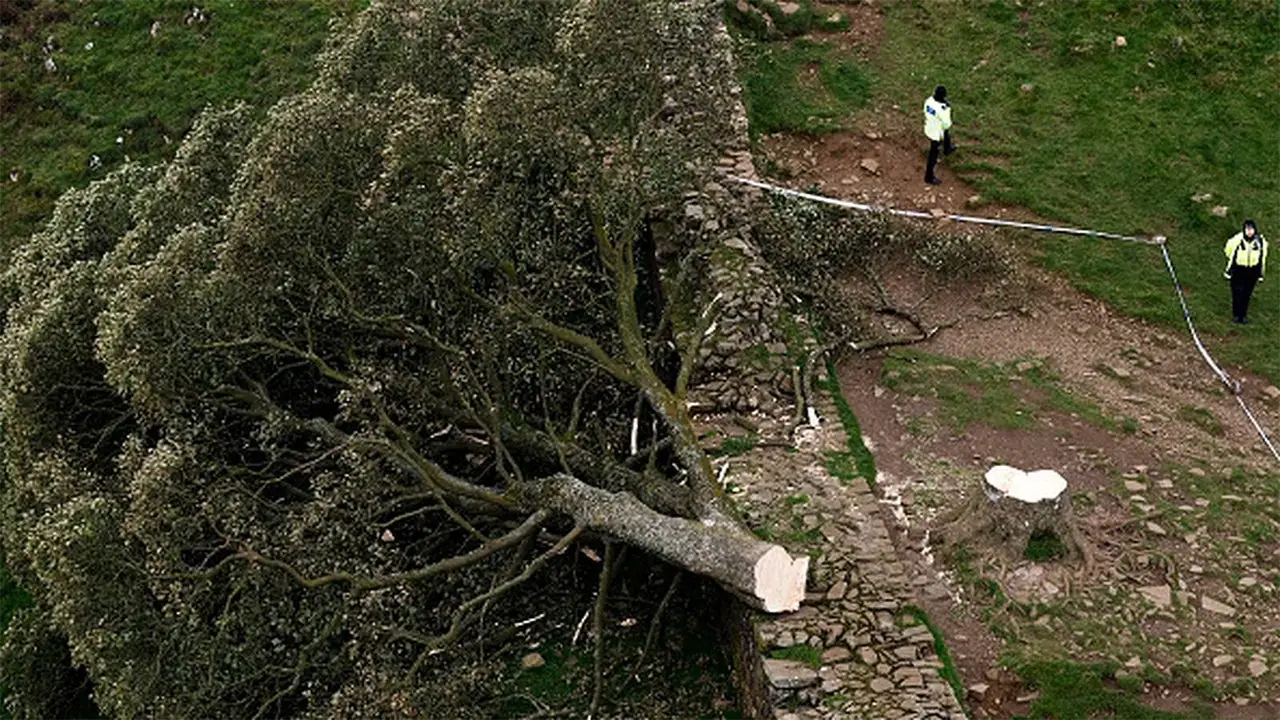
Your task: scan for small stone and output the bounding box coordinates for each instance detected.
[859,158,880,175]
[1248,659,1268,677]
[858,647,878,665]
[966,194,984,208]
[1124,480,1147,492]
[1212,654,1234,668]
[1138,585,1172,609]
[1133,465,1149,474]
[1125,656,1143,668]
[870,677,894,693]
[1201,596,1236,616]
[1211,205,1229,217]
[777,1,801,14]
[521,652,545,669]
[1188,467,1206,478]
[1114,35,1127,47]
[763,659,819,689]
[1189,565,1203,574]
[1262,386,1280,404]
[1145,521,1167,536]
[1240,577,1258,588]
[826,580,848,601]
[823,646,852,663]
[1191,192,1213,203]
[1020,82,1034,93]
[968,683,990,700]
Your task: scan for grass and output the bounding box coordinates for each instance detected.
[819,365,877,486]
[1013,660,1213,720]
[0,0,366,261]
[713,434,759,457]
[882,349,1116,432]
[768,644,823,669]
[901,606,965,707]
[735,35,871,136]
[1176,404,1225,437]
[872,0,1280,383]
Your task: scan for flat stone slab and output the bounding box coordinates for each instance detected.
[763,658,820,689]
[1201,596,1236,616]
[1138,585,1172,609]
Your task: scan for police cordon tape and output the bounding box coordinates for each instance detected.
[726,174,1280,464]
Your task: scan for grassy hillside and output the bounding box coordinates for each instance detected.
[871,0,1280,381]
[0,0,364,260]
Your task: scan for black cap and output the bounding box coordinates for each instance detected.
[934,85,947,102]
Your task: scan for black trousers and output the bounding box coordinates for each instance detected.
[1230,264,1261,320]
[925,130,955,181]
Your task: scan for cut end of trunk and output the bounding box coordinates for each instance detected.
[984,465,1066,503]
[753,545,809,613]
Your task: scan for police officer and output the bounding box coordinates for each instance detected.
[923,85,955,185]
[1223,219,1267,324]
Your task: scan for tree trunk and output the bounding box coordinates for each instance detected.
[527,474,808,612]
[936,466,1084,562]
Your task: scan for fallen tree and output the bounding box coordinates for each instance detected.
[0,1,803,717]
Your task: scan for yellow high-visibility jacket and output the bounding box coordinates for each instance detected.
[1224,232,1268,277]
[923,96,951,141]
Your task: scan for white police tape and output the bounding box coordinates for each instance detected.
[727,174,1280,464]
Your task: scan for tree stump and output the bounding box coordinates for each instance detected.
[936,465,1091,568]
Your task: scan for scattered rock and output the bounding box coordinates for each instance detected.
[1125,656,1143,668]
[858,647,878,665]
[827,12,842,23]
[1213,654,1234,668]
[1262,386,1280,404]
[822,646,852,664]
[968,683,990,700]
[1191,192,1213,203]
[1124,480,1147,493]
[1114,35,1127,47]
[763,659,819,689]
[1211,205,1229,217]
[864,130,882,140]
[1188,467,1206,478]
[1249,660,1268,677]
[521,652,545,669]
[1239,577,1258,588]
[777,1,802,15]
[1020,83,1035,93]
[859,158,881,175]
[870,677,894,693]
[1138,585,1172,609]
[1201,596,1236,616]
[1145,521,1167,536]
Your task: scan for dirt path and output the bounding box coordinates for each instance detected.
[754,5,1280,717]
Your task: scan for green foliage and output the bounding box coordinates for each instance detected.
[1013,660,1211,719]
[874,0,1280,383]
[756,197,1013,335]
[736,38,869,136]
[0,1,742,717]
[768,644,822,669]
